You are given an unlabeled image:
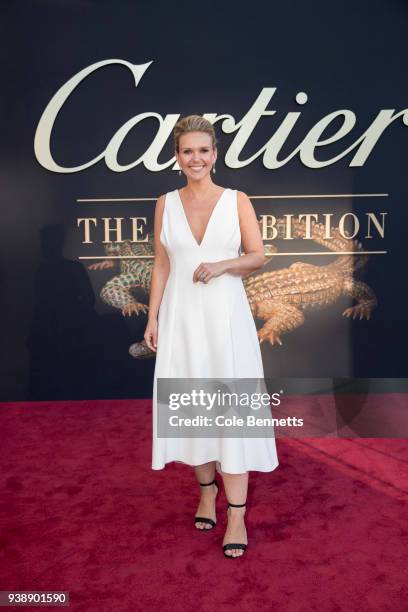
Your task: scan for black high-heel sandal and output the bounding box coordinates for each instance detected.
[223,502,247,558]
[194,478,219,531]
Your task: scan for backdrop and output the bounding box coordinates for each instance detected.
[1,0,407,401]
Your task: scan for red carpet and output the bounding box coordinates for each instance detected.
[0,398,407,611]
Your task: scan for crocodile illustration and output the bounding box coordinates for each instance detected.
[88,217,377,357]
[88,240,154,316]
[245,218,377,347]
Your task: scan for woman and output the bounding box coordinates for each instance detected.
[144,115,279,558]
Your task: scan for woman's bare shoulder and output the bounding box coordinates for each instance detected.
[155,192,169,210]
[236,190,254,212]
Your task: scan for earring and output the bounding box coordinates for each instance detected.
[179,170,182,176]
[212,165,216,174]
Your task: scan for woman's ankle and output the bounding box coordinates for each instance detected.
[228,506,246,515]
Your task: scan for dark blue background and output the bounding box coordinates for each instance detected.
[1,0,407,400]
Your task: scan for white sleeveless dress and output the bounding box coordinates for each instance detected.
[151,188,279,473]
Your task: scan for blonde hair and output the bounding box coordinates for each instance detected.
[174,115,218,153]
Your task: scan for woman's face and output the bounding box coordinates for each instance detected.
[176,131,217,181]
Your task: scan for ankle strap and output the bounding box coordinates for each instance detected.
[227,502,246,508]
[199,479,217,487]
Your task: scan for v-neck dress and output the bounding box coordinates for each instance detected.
[151,188,279,473]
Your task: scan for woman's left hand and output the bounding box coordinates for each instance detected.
[193,261,226,283]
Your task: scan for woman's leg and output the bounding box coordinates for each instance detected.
[220,470,248,557]
[194,461,218,530]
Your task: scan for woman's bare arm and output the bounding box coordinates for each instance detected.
[229,190,266,275]
[147,194,170,322]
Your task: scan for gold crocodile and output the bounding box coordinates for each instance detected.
[88,216,377,356]
[245,217,377,347]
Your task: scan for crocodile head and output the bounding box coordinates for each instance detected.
[264,243,278,259]
[104,241,124,257]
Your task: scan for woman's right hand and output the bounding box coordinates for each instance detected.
[144,319,158,352]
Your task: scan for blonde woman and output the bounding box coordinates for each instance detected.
[144,115,279,558]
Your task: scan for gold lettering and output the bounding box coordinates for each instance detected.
[365,212,387,238]
[260,214,277,239]
[339,213,359,239]
[323,213,334,239]
[298,214,318,239]
[101,217,124,243]
[130,217,148,242]
[77,218,97,243]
